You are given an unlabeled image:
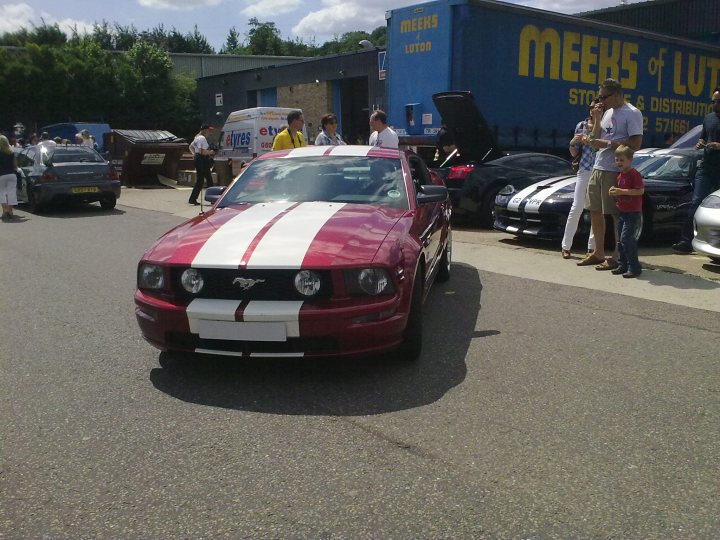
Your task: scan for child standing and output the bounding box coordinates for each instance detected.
[608,145,645,278]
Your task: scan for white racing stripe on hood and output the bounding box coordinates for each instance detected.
[192,202,296,268]
[331,146,371,156]
[286,146,328,157]
[246,202,346,268]
[507,183,543,212]
[523,177,578,214]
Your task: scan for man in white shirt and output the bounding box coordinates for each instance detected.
[188,124,215,205]
[577,78,643,270]
[369,110,399,149]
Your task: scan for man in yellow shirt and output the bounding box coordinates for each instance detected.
[272,110,306,150]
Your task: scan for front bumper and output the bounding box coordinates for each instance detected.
[134,290,408,359]
[493,205,584,240]
[692,207,720,258]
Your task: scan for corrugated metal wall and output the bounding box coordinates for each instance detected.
[168,53,304,78]
[579,0,720,44]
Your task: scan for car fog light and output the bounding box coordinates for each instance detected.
[294,270,321,296]
[139,264,164,289]
[181,268,204,294]
[359,268,389,295]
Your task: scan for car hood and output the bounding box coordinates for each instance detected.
[432,91,504,163]
[143,201,407,268]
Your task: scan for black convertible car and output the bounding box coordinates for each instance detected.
[432,91,573,228]
[493,147,701,242]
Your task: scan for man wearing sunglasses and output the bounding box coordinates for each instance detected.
[673,87,720,254]
[577,78,643,270]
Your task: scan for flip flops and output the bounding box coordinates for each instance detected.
[576,255,605,266]
[595,259,618,271]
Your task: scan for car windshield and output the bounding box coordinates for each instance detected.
[636,155,693,180]
[49,148,104,164]
[218,156,409,209]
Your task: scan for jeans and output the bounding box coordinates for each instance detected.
[561,168,596,252]
[617,212,642,273]
[680,163,720,243]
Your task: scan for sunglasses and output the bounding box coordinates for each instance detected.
[598,93,615,100]
[712,99,720,104]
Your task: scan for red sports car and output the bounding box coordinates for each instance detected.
[134,145,452,360]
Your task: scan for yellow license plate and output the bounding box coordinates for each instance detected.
[71,186,100,194]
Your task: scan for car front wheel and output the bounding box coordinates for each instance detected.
[398,270,423,361]
[436,230,451,283]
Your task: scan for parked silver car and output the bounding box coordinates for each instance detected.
[692,188,720,264]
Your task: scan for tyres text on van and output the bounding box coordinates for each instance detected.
[227,131,252,149]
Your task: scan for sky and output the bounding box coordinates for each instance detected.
[0,0,645,52]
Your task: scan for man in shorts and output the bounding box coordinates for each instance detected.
[577,79,643,270]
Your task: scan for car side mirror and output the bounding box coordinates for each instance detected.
[417,184,448,204]
[204,186,225,204]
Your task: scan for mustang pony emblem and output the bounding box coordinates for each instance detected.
[232,277,266,290]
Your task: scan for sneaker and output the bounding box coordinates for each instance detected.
[611,266,627,275]
[672,241,693,254]
[622,271,641,279]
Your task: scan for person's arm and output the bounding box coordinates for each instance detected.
[609,186,644,196]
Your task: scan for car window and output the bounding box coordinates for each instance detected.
[527,156,573,175]
[409,155,432,187]
[219,156,409,209]
[637,155,693,180]
[50,148,104,164]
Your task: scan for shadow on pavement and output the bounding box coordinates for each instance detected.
[17,202,125,219]
[150,263,485,416]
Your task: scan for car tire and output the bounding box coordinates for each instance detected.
[398,270,423,362]
[26,187,42,213]
[100,196,117,210]
[478,187,500,228]
[436,230,451,283]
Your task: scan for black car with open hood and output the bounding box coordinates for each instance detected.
[432,91,572,228]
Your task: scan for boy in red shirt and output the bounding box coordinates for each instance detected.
[608,145,645,278]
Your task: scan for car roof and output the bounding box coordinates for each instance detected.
[258,145,403,161]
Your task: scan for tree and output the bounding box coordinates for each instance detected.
[246,18,285,56]
[221,27,242,54]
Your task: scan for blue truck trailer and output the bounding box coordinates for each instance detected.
[385,0,720,152]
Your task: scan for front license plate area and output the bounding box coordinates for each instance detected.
[72,186,100,193]
[197,320,287,342]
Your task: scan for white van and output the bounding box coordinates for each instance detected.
[216,107,306,175]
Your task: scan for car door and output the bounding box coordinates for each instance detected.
[409,154,445,279]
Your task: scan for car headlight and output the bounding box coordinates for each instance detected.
[700,195,720,209]
[344,268,393,296]
[498,185,516,196]
[138,264,165,289]
[181,268,204,294]
[294,270,321,297]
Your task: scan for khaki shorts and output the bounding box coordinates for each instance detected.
[585,169,619,215]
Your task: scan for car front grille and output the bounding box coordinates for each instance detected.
[167,332,338,355]
[170,268,334,301]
